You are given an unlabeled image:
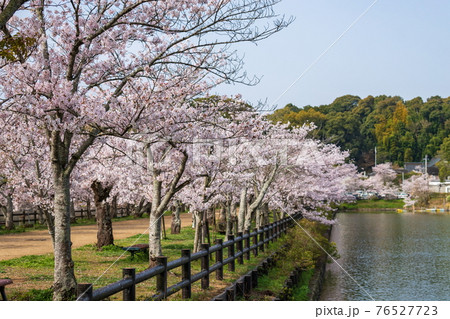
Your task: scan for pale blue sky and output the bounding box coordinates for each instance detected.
[214,0,450,110]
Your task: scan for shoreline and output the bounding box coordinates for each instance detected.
[339,208,450,214]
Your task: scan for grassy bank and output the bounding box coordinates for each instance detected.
[337,199,404,211]
[246,220,337,301]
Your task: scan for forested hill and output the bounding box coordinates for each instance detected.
[267,95,450,170]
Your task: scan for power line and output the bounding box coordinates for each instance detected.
[259,0,380,114]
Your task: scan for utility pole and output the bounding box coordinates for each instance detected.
[424,155,428,176]
[374,147,377,167]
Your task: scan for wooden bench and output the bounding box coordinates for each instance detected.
[121,244,149,259]
[0,279,13,301]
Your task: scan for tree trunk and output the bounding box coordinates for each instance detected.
[170,203,181,234]
[256,208,261,229]
[70,200,76,223]
[149,212,162,264]
[225,201,233,237]
[37,207,45,224]
[207,206,215,226]
[149,179,163,265]
[91,181,114,249]
[133,197,150,218]
[238,188,247,233]
[244,165,279,231]
[52,172,76,300]
[217,204,227,233]
[5,194,14,230]
[86,199,92,219]
[204,208,211,246]
[42,207,55,247]
[193,210,205,253]
[111,195,118,218]
[261,203,269,227]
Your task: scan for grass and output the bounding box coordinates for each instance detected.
[247,220,336,300]
[12,288,53,301]
[0,221,289,301]
[338,199,405,210]
[291,269,314,300]
[0,254,54,269]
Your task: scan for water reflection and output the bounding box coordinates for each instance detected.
[320,212,450,301]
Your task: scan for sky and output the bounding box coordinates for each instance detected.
[214,0,450,111]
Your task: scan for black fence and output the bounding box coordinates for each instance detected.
[0,207,132,227]
[77,213,301,301]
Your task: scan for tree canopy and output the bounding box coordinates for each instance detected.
[267,95,450,172]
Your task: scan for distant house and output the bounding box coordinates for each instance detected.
[429,179,450,193]
[404,162,423,173]
[404,156,440,176]
[404,157,450,193]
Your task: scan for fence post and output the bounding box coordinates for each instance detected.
[201,243,210,289]
[215,239,223,280]
[22,211,26,226]
[236,232,243,265]
[227,235,235,271]
[270,224,274,243]
[156,256,167,299]
[244,230,250,260]
[265,226,269,249]
[244,274,252,298]
[251,270,258,288]
[259,228,264,252]
[181,249,191,299]
[122,268,136,301]
[275,221,279,240]
[253,228,258,257]
[77,283,93,301]
[226,286,236,301]
[279,220,282,238]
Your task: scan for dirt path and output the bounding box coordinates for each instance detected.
[0,214,193,261]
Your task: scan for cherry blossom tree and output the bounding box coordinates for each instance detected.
[0,0,291,300]
[0,113,54,234]
[402,172,431,207]
[0,0,27,30]
[363,162,398,197]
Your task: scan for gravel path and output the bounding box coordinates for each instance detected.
[0,214,193,261]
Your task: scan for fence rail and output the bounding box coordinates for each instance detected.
[77,213,301,301]
[0,207,131,227]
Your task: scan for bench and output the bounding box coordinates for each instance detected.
[121,244,149,259]
[0,279,13,301]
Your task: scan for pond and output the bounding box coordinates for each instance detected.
[320,212,450,301]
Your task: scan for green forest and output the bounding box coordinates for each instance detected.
[267,95,450,172]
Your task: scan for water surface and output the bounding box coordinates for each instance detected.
[320,212,450,301]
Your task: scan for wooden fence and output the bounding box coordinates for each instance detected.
[0,207,131,227]
[76,213,301,301]
[212,250,281,301]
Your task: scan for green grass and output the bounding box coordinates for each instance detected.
[338,199,404,210]
[13,288,53,301]
[0,225,41,235]
[292,269,314,300]
[0,254,54,268]
[247,220,334,300]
